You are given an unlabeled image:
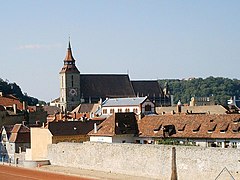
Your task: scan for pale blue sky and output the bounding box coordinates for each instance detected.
[1,1,240,101]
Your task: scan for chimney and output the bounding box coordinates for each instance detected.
[22,101,27,111]
[177,100,182,114]
[13,104,17,114]
[22,121,26,126]
[94,123,97,133]
[74,112,77,119]
[59,112,62,120]
[138,114,142,120]
[0,92,3,96]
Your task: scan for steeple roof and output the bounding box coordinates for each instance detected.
[64,41,75,62]
[60,40,80,73]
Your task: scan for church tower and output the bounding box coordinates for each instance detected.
[59,41,81,112]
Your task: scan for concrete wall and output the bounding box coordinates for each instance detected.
[47,142,240,180]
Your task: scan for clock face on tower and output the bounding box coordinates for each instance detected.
[69,88,77,96]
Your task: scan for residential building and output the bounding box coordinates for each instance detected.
[89,112,139,143]
[137,114,240,148]
[26,119,103,161]
[0,94,47,126]
[156,104,228,115]
[189,96,215,106]
[101,96,155,117]
[0,125,14,161]
[0,123,31,164]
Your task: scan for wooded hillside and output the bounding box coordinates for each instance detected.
[0,78,38,106]
[158,77,240,105]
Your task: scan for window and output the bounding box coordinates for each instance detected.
[71,75,74,87]
[110,109,114,114]
[135,140,141,144]
[118,108,122,113]
[125,108,130,112]
[133,108,138,113]
[145,105,151,111]
[103,109,107,114]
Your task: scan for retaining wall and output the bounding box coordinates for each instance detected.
[47,142,240,179]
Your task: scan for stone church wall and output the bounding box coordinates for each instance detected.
[47,142,240,180]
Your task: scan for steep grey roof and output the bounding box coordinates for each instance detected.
[80,74,136,99]
[72,104,95,113]
[48,120,102,136]
[131,80,164,97]
[102,97,148,107]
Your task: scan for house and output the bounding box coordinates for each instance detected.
[0,123,31,164]
[228,96,240,112]
[26,119,103,161]
[101,96,155,117]
[0,94,47,126]
[189,96,215,106]
[137,114,240,148]
[156,104,228,115]
[0,125,14,162]
[89,112,139,143]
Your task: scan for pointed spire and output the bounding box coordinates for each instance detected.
[64,38,75,62]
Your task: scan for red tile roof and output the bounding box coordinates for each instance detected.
[0,95,23,110]
[138,114,240,139]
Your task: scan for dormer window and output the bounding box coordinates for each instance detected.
[208,124,216,133]
[233,118,240,124]
[177,124,186,132]
[220,123,229,133]
[192,124,201,133]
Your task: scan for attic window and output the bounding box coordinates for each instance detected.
[154,124,162,133]
[233,119,240,124]
[210,119,214,122]
[177,124,186,132]
[208,124,217,133]
[192,124,201,133]
[232,125,240,133]
[220,124,229,133]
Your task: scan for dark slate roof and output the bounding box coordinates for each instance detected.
[80,74,136,99]
[131,80,164,97]
[9,124,30,143]
[89,112,139,136]
[43,106,61,115]
[48,120,102,136]
[72,104,95,113]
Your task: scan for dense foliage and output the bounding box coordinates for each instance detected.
[0,78,38,106]
[158,77,240,105]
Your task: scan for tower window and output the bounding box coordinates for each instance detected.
[71,75,74,87]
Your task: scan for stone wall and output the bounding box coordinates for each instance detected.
[47,142,240,180]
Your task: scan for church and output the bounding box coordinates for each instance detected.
[58,41,172,112]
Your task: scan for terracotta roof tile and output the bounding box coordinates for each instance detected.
[138,114,240,139]
[0,96,23,110]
